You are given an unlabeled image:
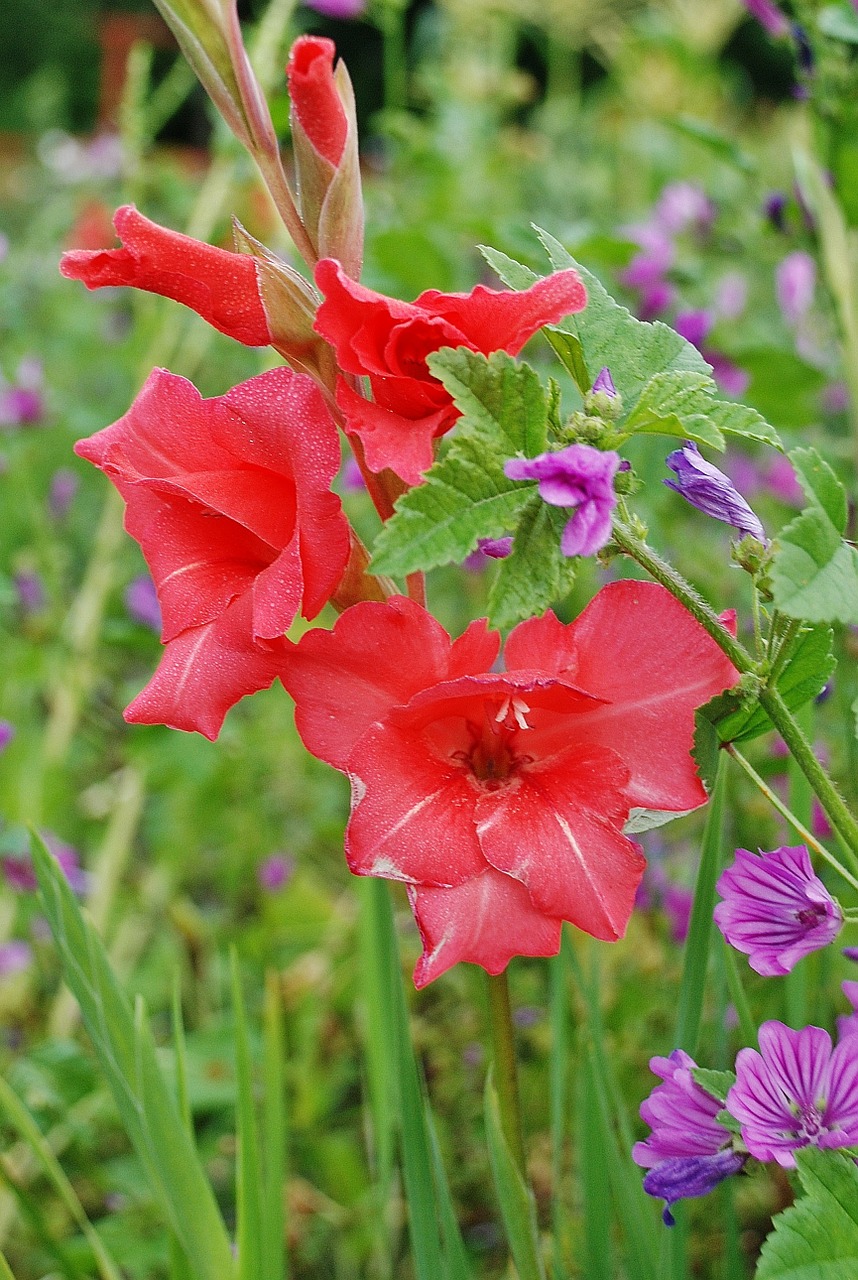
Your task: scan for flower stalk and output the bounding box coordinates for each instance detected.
[485,971,527,1176]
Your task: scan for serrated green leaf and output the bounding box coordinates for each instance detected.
[29,833,234,1280]
[700,625,835,745]
[371,349,547,577]
[484,1072,546,1280]
[625,370,782,451]
[690,1068,735,1104]
[757,1148,858,1279]
[771,448,858,623]
[487,500,577,630]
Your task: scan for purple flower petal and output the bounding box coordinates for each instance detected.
[643,1151,746,1226]
[505,444,620,559]
[664,442,766,542]
[0,720,14,753]
[125,575,162,633]
[258,853,295,892]
[742,0,790,38]
[592,367,617,397]
[633,1049,730,1168]
[0,941,32,977]
[714,845,843,976]
[776,252,816,327]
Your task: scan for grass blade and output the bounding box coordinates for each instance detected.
[0,1075,122,1280]
[577,1055,614,1280]
[549,944,571,1280]
[231,951,264,1280]
[30,831,235,1280]
[675,753,728,1054]
[262,969,287,1280]
[484,1070,546,1280]
[0,1248,17,1280]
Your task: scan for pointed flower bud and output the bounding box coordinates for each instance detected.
[505,444,620,557]
[286,36,364,278]
[714,845,843,976]
[664,442,766,542]
[592,367,616,397]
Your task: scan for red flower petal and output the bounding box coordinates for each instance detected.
[414,268,587,355]
[505,581,739,813]
[125,596,288,740]
[60,206,271,347]
[475,745,644,941]
[409,870,562,987]
[286,36,348,168]
[345,721,487,886]
[282,597,496,770]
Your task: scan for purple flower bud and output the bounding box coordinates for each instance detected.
[258,853,295,892]
[792,24,814,76]
[0,721,14,752]
[341,456,366,493]
[674,309,713,350]
[3,837,86,896]
[742,0,790,38]
[505,444,621,558]
[0,941,32,977]
[714,845,842,976]
[643,1151,747,1226]
[592,367,617,397]
[728,1021,858,1167]
[477,537,513,559]
[776,251,816,327]
[844,947,858,965]
[0,386,44,427]
[664,442,766,542]
[125,575,162,633]
[838,981,858,1040]
[48,468,79,520]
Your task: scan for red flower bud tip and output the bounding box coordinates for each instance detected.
[287,36,348,169]
[60,205,272,348]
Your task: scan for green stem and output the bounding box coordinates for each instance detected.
[484,971,526,1176]
[377,3,408,114]
[722,942,758,1049]
[728,745,858,892]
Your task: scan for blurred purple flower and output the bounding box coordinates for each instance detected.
[655,182,715,235]
[0,941,32,977]
[776,251,816,327]
[728,1020,858,1167]
[742,0,790,38]
[621,226,674,290]
[2,837,86,896]
[674,309,713,349]
[838,981,858,1040]
[792,24,814,77]
[638,282,677,321]
[49,468,79,520]
[0,387,43,427]
[706,352,750,399]
[0,232,8,263]
[764,192,789,232]
[125,575,162,633]
[823,381,850,414]
[0,721,14,752]
[715,845,842,976]
[764,454,804,506]
[505,444,621,557]
[633,1049,742,1224]
[304,0,367,16]
[512,1005,543,1028]
[714,272,749,322]
[812,798,833,840]
[663,883,693,944]
[14,571,46,615]
[664,442,766,541]
[258,853,295,892]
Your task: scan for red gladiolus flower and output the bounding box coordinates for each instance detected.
[282,582,738,985]
[60,205,272,348]
[76,366,349,740]
[313,260,588,485]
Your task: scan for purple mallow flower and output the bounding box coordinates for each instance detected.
[0,720,14,752]
[664,442,766,542]
[742,0,790,38]
[2,837,87,896]
[49,468,79,520]
[0,941,32,977]
[14,571,46,615]
[837,982,858,1041]
[728,1021,858,1168]
[633,1049,743,1224]
[714,845,842,976]
[504,444,620,558]
[776,251,816,327]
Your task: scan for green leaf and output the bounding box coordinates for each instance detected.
[29,832,235,1280]
[690,1068,735,1104]
[482,237,781,452]
[757,1148,858,1279]
[232,952,264,1280]
[370,349,547,578]
[487,499,577,630]
[484,1071,546,1280]
[482,239,708,406]
[625,370,782,451]
[770,447,858,623]
[700,625,835,746]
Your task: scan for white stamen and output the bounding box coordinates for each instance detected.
[494,694,532,731]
